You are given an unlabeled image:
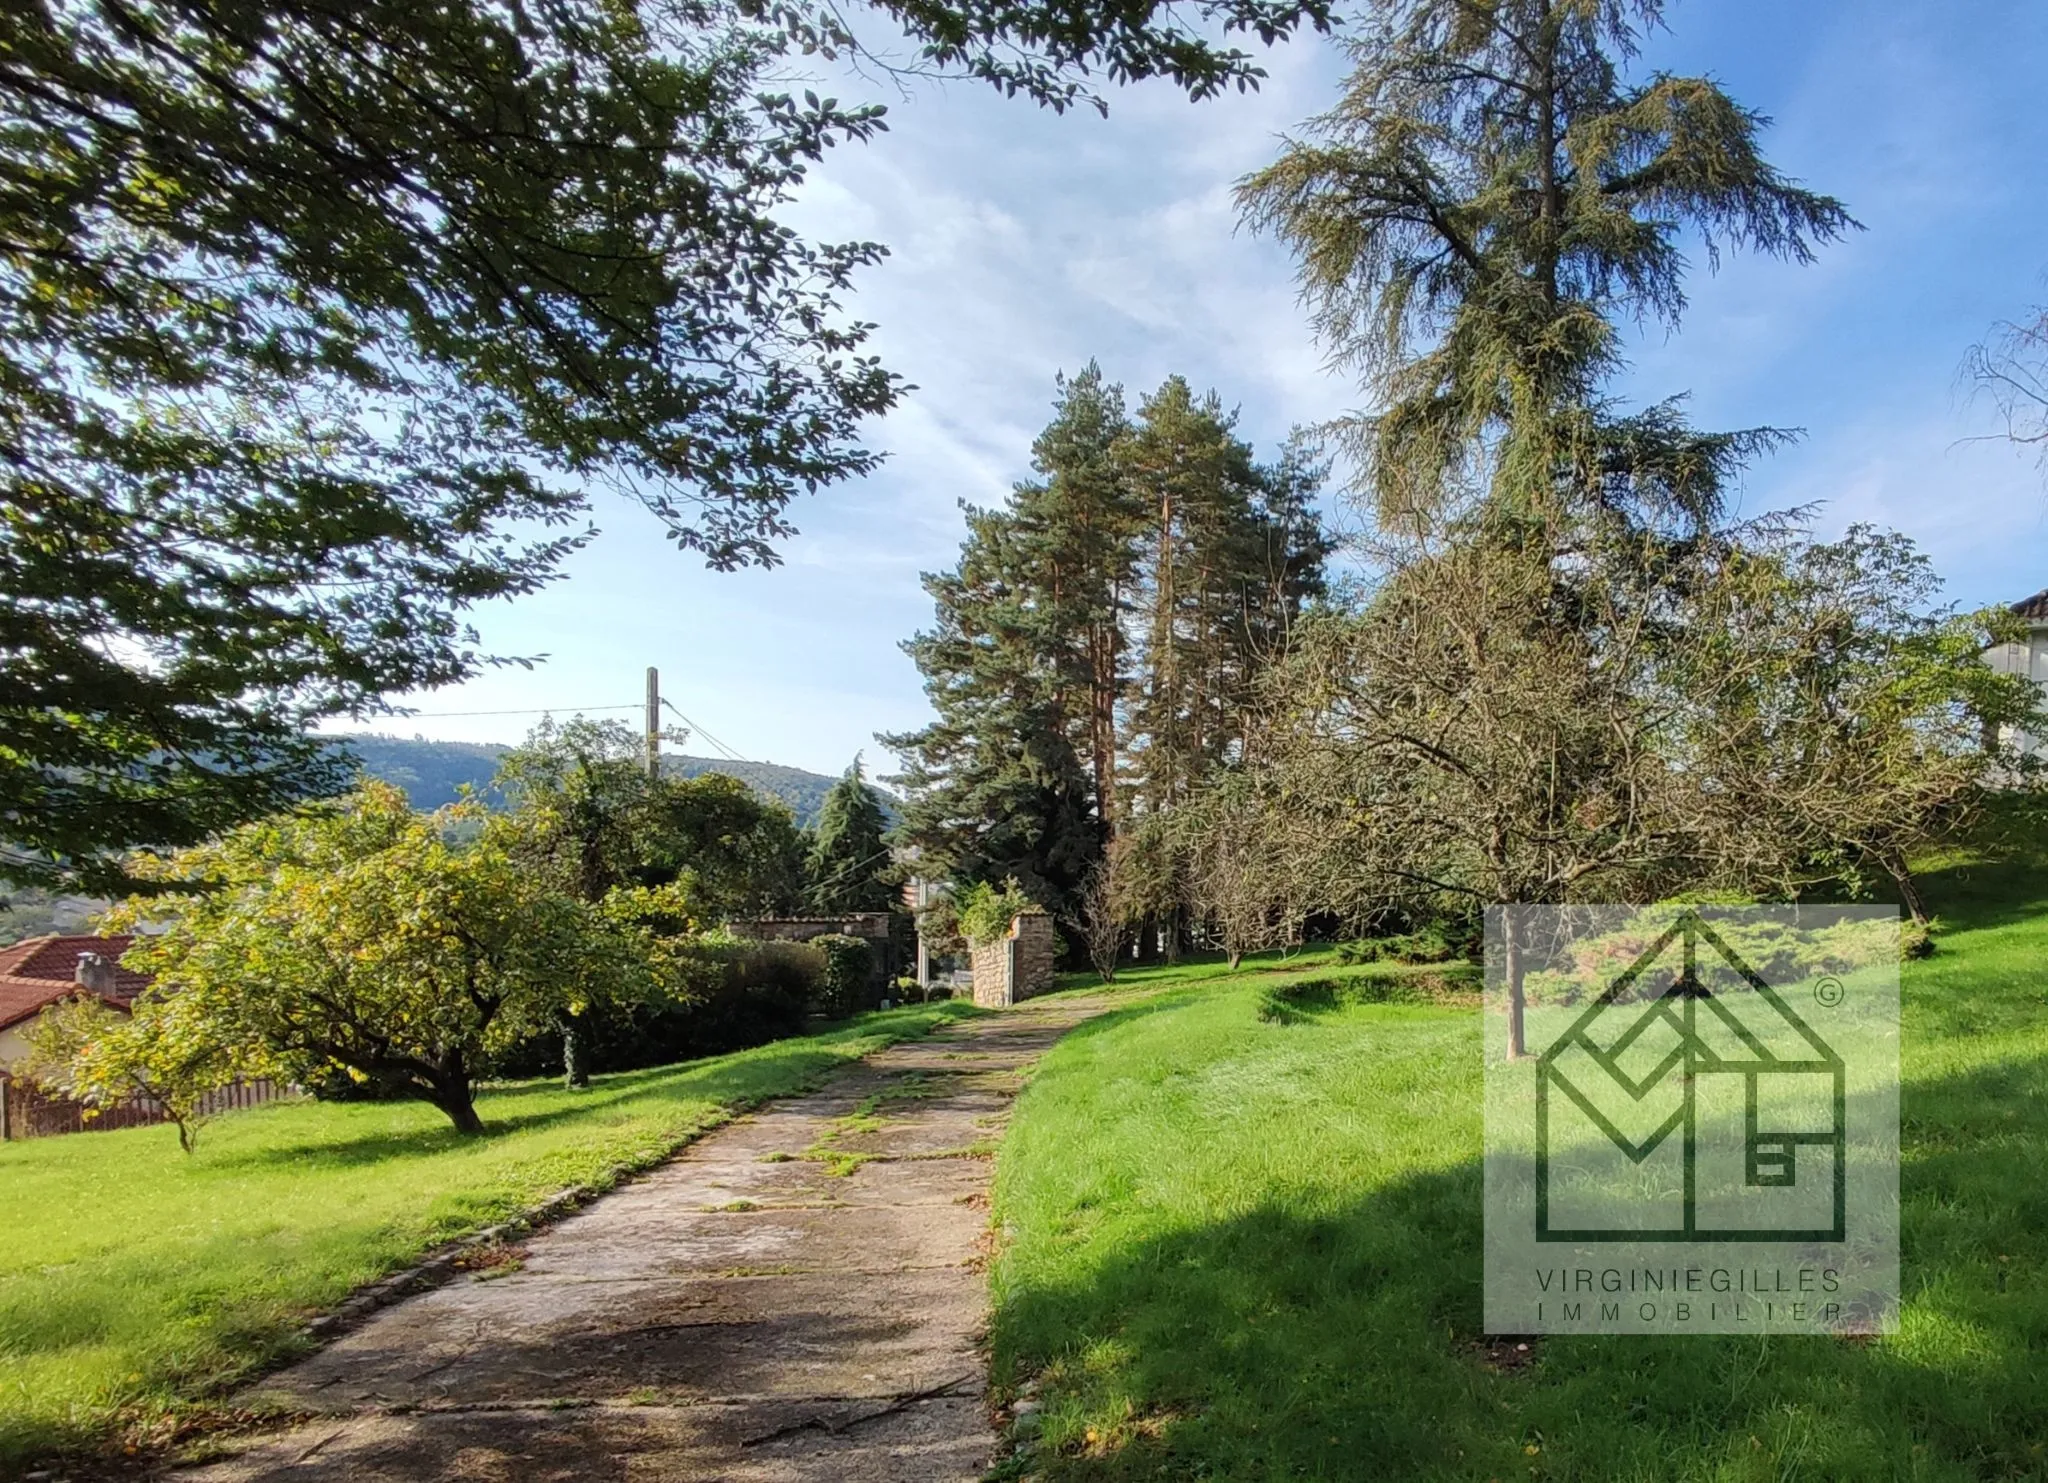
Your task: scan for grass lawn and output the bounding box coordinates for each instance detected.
[992,866,2048,1481]
[1042,944,1371,1002]
[0,1000,978,1468]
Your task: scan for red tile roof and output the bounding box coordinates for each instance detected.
[0,935,146,1033]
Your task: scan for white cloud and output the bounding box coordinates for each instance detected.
[370,2,2048,773]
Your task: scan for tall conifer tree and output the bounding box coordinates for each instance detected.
[1011,365,1145,829]
[805,757,896,913]
[884,500,1104,916]
[1238,0,1854,528]
[1119,379,1331,816]
[887,368,1327,918]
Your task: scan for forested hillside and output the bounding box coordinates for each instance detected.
[328,734,855,824]
[326,736,510,811]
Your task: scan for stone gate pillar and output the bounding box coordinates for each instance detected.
[970,912,1057,1007]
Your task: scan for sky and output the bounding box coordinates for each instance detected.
[324,0,2048,778]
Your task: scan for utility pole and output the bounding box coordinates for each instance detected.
[574,666,658,1093]
[645,666,661,781]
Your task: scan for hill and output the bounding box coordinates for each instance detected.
[663,755,845,824]
[327,734,859,825]
[328,735,509,811]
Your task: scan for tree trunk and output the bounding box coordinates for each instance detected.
[563,1023,589,1089]
[1136,916,1160,964]
[1884,854,1931,930]
[1091,619,1119,833]
[437,1090,486,1136]
[1504,908,1529,1060]
[1227,948,1243,971]
[430,1058,485,1135]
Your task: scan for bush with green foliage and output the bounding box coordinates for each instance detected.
[1519,910,1906,1009]
[485,938,826,1078]
[1334,925,1466,967]
[957,879,1035,947]
[97,783,657,1134]
[1257,964,1482,1023]
[812,933,877,1017]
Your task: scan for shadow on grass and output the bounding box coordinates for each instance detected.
[1046,946,1346,998]
[995,1051,2048,1483]
[209,1003,984,1174]
[1913,856,2048,937]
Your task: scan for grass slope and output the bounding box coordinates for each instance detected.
[993,869,2048,1481]
[0,1001,976,1467]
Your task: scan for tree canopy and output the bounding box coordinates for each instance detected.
[100,782,658,1133]
[885,366,1327,925]
[0,0,1329,892]
[494,716,806,919]
[1238,0,1855,526]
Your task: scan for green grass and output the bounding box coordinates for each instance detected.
[0,1000,978,1468]
[1045,943,1343,998]
[992,870,2048,1481]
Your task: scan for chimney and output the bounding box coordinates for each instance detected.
[74,951,117,997]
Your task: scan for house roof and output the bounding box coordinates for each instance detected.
[2012,589,2048,621]
[0,934,145,1034]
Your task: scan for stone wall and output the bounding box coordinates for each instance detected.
[726,914,898,991]
[969,937,1011,1009]
[1013,913,1057,999]
[969,912,1058,1008]
[730,913,892,945]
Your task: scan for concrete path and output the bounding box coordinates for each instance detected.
[173,997,1105,1483]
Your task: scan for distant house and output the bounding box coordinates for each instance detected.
[0,935,147,1070]
[1987,588,2048,757]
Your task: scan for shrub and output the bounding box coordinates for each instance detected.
[812,933,876,1017]
[1258,964,1481,1023]
[1334,923,1468,966]
[481,937,824,1078]
[676,938,826,1047]
[1519,911,1908,1008]
[957,878,1035,947]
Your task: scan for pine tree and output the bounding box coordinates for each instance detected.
[883,502,1105,917]
[886,368,1328,923]
[1238,0,1855,528]
[884,368,1141,915]
[1119,379,1330,815]
[805,758,897,913]
[1011,365,1145,831]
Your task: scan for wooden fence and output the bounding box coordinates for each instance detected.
[0,1077,291,1140]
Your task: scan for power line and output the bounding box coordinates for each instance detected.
[370,690,754,768]
[806,841,896,894]
[379,702,643,719]
[661,698,747,763]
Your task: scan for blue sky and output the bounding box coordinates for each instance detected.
[326,0,2048,777]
